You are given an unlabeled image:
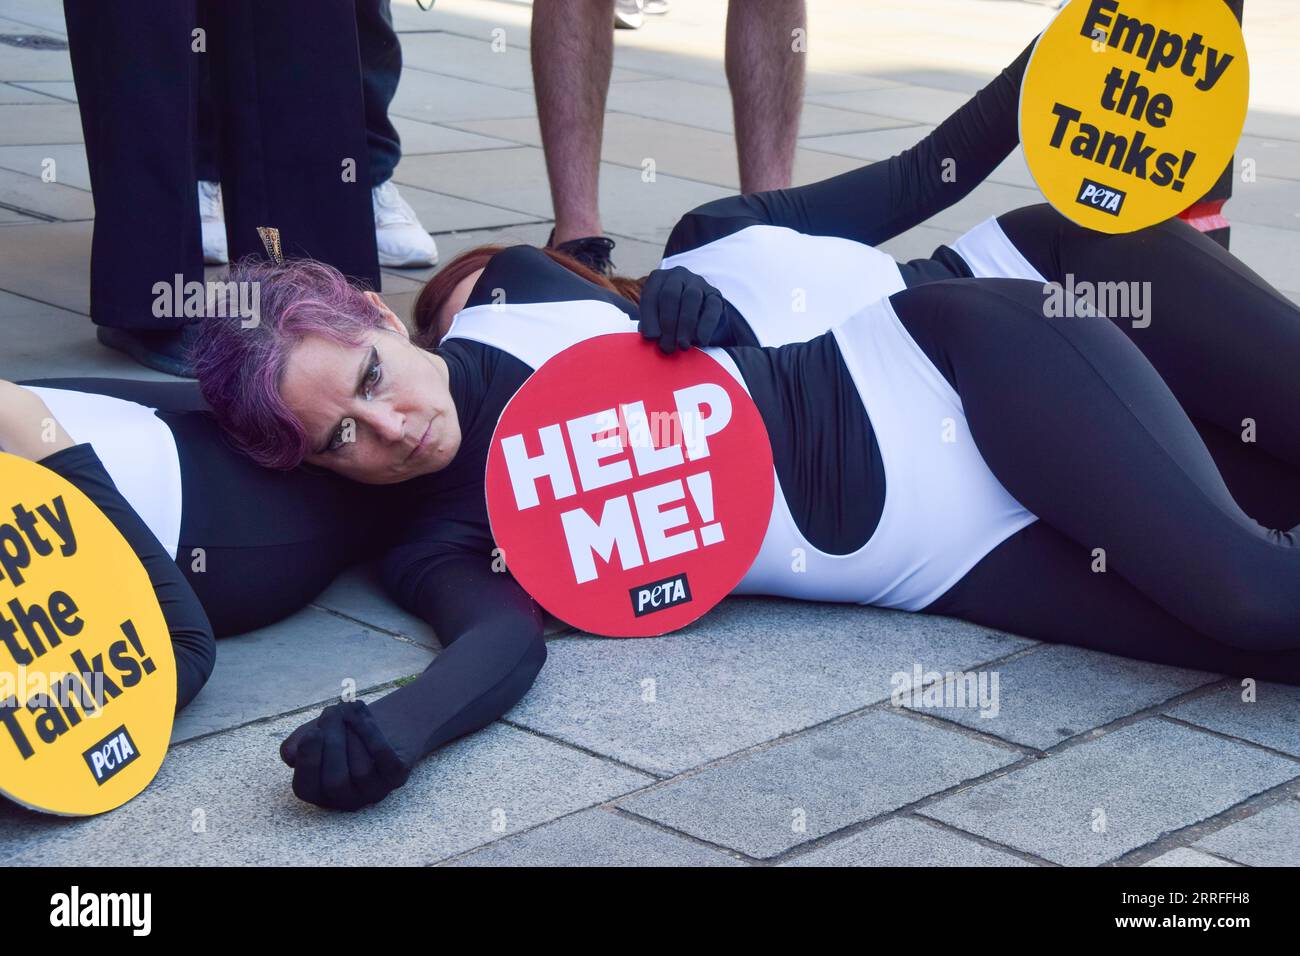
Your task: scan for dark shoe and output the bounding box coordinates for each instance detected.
[96,323,202,378]
[547,228,617,276]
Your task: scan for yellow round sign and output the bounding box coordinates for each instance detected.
[1020,0,1249,233]
[0,452,176,815]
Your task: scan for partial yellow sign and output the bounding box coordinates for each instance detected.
[1020,0,1249,233]
[0,452,175,815]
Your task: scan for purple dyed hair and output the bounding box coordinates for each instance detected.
[191,257,388,470]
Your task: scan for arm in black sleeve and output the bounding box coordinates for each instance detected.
[37,443,216,711]
[664,37,1038,255]
[368,546,547,764]
[279,544,547,810]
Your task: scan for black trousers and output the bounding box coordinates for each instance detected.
[196,0,402,187]
[905,210,1300,681]
[63,0,381,332]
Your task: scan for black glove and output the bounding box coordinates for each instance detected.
[638,266,727,354]
[281,700,412,811]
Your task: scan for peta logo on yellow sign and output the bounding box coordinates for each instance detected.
[1020,0,1249,233]
[0,453,175,816]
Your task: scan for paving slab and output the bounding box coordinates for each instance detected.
[803,124,1040,194]
[171,606,433,744]
[1191,801,1300,867]
[783,816,1033,867]
[1236,134,1300,183]
[1165,682,1300,758]
[400,33,536,90]
[801,124,935,163]
[0,141,88,189]
[0,704,653,866]
[390,115,518,156]
[805,85,973,125]
[902,644,1217,750]
[389,69,536,125]
[311,563,438,648]
[1219,175,1300,232]
[0,80,63,103]
[1230,220,1300,295]
[0,102,81,144]
[618,708,1022,859]
[444,807,744,867]
[605,78,903,138]
[452,113,864,191]
[1142,847,1240,867]
[920,720,1300,866]
[0,164,91,220]
[1244,110,1300,144]
[7,79,73,102]
[0,5,69,36]
[923,179,1045,233]
[392,179,545,234]
[396,32,657,91]
[393,145,732,245]
[0,218,89,313]
[0,291,177,382]
[877,222,964,263]
[0,19,72,82]
[507,596,1033,776]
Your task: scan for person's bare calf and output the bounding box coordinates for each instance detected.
[727,0,807,193]
[531,0,613,246]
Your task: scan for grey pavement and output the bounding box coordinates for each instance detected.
[1,0,1298,865]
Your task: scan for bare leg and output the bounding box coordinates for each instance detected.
[531,0,613,243]
[726,0,806,193]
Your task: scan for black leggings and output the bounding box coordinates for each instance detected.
[891,260,1300,682]
[25,379,382,636]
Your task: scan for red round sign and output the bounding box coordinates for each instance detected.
[486,333,774,637]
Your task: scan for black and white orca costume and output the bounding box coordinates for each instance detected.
[429,230,1300,703]
[442,261,1034,610]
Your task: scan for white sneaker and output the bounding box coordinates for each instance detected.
[373,180,438,268]
[643,0,670,14]
[198,180,228,265]
[614,0,644,29]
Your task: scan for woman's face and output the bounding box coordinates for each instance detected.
[279,292,462,484]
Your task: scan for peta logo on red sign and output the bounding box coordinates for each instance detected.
[631,572,692,617]
[1075,178,1126,216]
[486,334,773,637]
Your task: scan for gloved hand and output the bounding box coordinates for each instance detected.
[638,266,727,354]
[280,700,412,811]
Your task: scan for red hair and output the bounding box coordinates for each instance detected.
[413,245,646,348]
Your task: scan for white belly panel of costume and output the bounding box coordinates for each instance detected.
[444,298,640,370]
[948,216,1048,283]
[23,387,184,559]
[661,224,908,347]
[727,298,1038,610]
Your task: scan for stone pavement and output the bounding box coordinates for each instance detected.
[1,0,1298,866]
